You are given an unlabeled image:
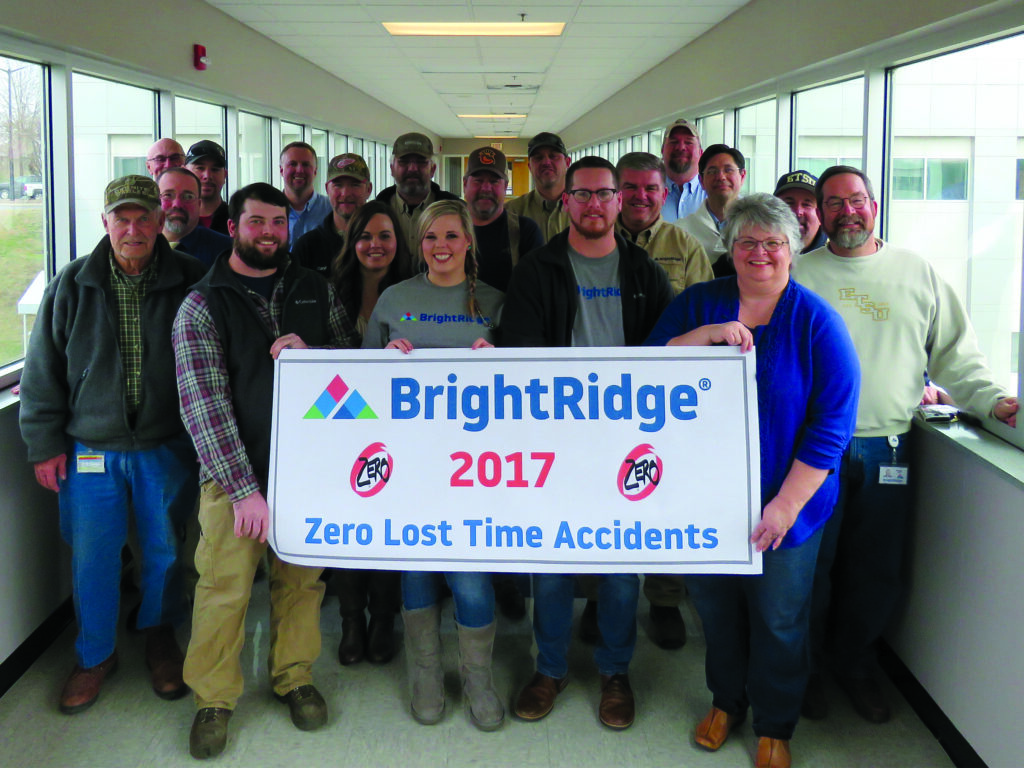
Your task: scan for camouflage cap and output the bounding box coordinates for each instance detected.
[103,175,160,214]
[326,153,370,183]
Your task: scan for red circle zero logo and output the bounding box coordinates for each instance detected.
[617,444,662,501]
[350,442,392,497]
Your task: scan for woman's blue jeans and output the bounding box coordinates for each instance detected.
[402,571,494,628]
[688,527,823,740]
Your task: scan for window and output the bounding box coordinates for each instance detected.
[71,73,156,256]
[333,133,348,154]
[237,111,270,186]
[281,120,303,150]
[174,96,224,158]
[310,128,328,163]
[888,35,1024,396]
[696,113,724,147]
[794,79,864,178]
[736,99,776,193]
[1,56,47,368]
[1016,157,1023,201]
[892,154,968,201]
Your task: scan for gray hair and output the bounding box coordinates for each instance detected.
[721,193,802,256]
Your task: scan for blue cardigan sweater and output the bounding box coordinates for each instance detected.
[646,277,860,548]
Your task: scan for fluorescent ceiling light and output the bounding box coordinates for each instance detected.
[458,114,527,119]
[383,22,564,37]
[475,135,518,139]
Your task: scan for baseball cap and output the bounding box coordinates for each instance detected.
[104,175,160,214]
[663,118,700,145]
[465,147,508,181]
[186,140,226,167]
[774,170,818,196]
[326,153,370,183]
[527,132,568,158]
[393,133,434,159]
[698,144,745,175]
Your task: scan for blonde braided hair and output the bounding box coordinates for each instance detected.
[415,199,487,323]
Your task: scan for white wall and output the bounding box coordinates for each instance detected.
[0,397,70,665]
[890,423,1024,768]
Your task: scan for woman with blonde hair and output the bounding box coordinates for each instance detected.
[363,199,505,730]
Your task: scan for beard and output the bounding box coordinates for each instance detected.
[234,238,289,271]
[469,194,499,220]
[829,215,873,250]
[666,155,692,176]
[397,173,429,200]
[572,215,615,240]
[164,209,190,236]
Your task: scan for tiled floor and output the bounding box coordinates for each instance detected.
[0,583,954,768]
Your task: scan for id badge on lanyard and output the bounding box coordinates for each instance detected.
[878,435,908,485]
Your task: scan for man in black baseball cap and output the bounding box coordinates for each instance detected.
[462,145,543,292]
[506,132,571,241]
[186,140,229,235]
[774,170,826,253]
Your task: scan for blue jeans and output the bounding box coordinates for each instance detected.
[402,571,494,628]
[688,527,823,741]
[59,436,198,668]
[811,434,913,678]
[532,573,639,678]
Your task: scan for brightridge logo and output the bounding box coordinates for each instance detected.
[304,375,378,420]
[399,312,418,322]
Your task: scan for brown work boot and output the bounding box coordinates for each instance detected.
[145,626,187,700]
[59,652,118,714]
[189,707,232,759]
[514,671,567,721]
[598,673,635,729]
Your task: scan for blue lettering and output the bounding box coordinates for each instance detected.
[553,377,583,420]
[392,379,419,419]
[305,517,322,544]
[462,385,489,432]
[637,384,666,432]
[703,528,719,548]
[671,384,698,420]
[553,521,575,548]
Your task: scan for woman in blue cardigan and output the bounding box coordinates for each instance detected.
[646,193,859,768]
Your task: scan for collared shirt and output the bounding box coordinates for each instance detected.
[389,185,439,255]
[109,250,158,413]
[663,177,707,223]
[617,216,713,295]
[288,190,332,243]
[505,189,570,242]
[173,267,358,501]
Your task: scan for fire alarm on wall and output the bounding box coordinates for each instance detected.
[193,44,209,71]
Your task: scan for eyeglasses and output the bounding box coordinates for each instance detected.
[703,166,741,178]
[159,191,197,202]
[733,237,789,253]
[567,188,617,203]
[147,153,184,165]
[823,194,869,212]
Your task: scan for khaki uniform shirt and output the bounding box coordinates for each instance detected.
[506,189,569,242]
[618,217,713,296]
[389,186,439,256]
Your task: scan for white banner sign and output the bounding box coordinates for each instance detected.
[268,347,761,574]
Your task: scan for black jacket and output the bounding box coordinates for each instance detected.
[192,257,335,487]
[20,235,207,460]
[500,230,673,348]
[291,212,344,279]
[375,181,460,207]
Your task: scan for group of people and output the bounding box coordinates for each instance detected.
[18,120,1017,768]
